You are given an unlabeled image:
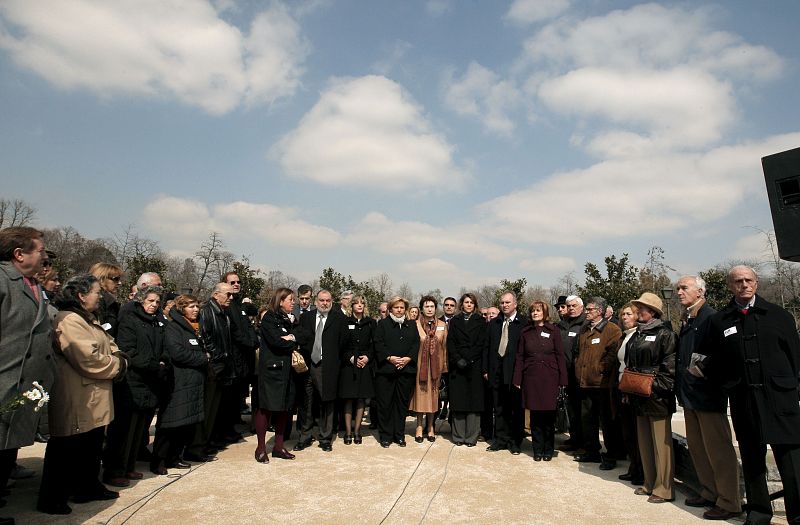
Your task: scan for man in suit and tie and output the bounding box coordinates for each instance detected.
[292,284,315,319]
[294,290,349,452]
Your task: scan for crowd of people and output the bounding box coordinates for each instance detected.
[1,225,800,525]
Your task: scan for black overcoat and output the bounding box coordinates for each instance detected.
[624,320,677,418]
[115,303,167,410]
[258,309,297,411]
[513,322,567,411]
[160,309,208,428]
[338,315,376,399]
[675,302,727,412]
[227,296,259,378]
[703,295,800,445]
[296,309,349,402]
[374,317,419,376]
[448,313,487,412]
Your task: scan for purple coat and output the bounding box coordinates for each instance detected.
[513,322,567,411]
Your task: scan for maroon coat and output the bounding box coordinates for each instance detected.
[513,322,567,411]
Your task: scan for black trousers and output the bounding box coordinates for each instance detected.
[299,363,334,444]
[616,393,643,479]
[581,388,624,457]
[480,379,494,440]
[187,378,223,456]
[152,424,194,467]
[39,426,106,507]
[374,373,414,442]
[0,448,16,499]
[493,384,524,448]
[531,410,556,456]
[566,369,583,445]
[104,408,149,477]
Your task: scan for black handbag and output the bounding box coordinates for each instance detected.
[438,377,448,402]
[555,386,569,433]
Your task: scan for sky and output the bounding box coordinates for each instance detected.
[1,0,799,296]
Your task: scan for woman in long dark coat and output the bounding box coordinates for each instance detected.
[339,295,375,445]
[151,295,209,474]
[374,296,419,447]
[103,285,168,486]
[447,293,486,447]
[513,301,566,461]
[254,287,298,462]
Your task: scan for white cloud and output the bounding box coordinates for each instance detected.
[0,0,308,114]
[478,132,800,244]
[519,256,576,273]
[425,0,452,17]
[272,75,466,190]
[141,195,340,251]
[730,232,771,264]
[443,62,523,135]
[506,0,570,25]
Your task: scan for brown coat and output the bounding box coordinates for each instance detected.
[49,311,123,437]
[575,319,622,388]
[409,318,448,413]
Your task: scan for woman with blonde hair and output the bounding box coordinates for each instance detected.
[339,295,375,444]
[89,262,123,337]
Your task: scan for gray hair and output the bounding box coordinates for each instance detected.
[137,272,161,288]
[587,296,608,315]
[727,265,758,284]
[680,275,707,294]
[134,285,163,303]
[565,295,583,306]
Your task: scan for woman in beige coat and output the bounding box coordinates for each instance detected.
[409,296,447,443]
[37,274,126,516]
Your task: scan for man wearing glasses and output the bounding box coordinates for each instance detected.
[558,295,587,452]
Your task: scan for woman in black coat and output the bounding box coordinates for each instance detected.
[374,296,419,447]
[254,287,298,463]
[339,295,375,445]
[447,293,486,446]
[103,285,168,486]
[625,293,677,504]
[513,301,566,460]
[151,295,209,474]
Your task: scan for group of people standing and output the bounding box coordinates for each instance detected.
[2,224,800,525]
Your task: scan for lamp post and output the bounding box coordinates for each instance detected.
[660,286,674,323]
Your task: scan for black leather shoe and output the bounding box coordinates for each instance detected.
[394,439,406,447]
[293,440,312,451]
[319,442,332,452]
[353,434,363,444]
[171,461,191,469]
[685,496,715,508]
[510,445,521,455]
[344,435,353,445]
[73,489,119,503]
[599,459,617,470]
[37,501,72,515]
[184,453,215,463]
[380,441,391,448]
[415,436,424,443]
[703,506,742,520]
[486,442,506,452]
[619,473,633,481]
[534,454,543,461]
[35,432,49,443]
[272,448,296,460]
[543,455,552,461]
[574,453,602,463]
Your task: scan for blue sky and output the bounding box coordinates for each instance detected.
[1,0,799,295]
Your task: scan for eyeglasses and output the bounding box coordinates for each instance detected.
[228,280,240,285]
[108,276,121,283]
[41,260,51,268]
[585,307,599,311]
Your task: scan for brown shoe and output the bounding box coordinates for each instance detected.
[125,471,144,480]
[703,506,742,520]
[102,476,130,488]
[634,488,651,496]
[685,495,714,507]
[647,495,674,503]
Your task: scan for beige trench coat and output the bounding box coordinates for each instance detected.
[49,311,122,437]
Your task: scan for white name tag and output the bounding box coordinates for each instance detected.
[281,327,287,332]
[591,337,600,344]
[568,331,577,337]
[241,310,246,316]
[101,322,112,331]
[349,325,356,330]
[189,338,198,346]
[436,326,445,331]
[158,322,164,327]
[645,335,657,342]
[724,326,738,337]
[541,332,550,338]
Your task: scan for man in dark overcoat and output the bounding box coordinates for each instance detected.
[702,265,800,525]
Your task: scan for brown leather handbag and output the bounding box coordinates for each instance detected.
[291,350,308,373]
[619,369,655,397]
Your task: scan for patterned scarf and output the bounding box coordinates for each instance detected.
[418,318,441,391]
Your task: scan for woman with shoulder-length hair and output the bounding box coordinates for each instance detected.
[254,287,298,462]
[151,294,210,475]
[615,302,644,484]
[625,292,678,504]
[447,293,486,447]
[339,295,376,445]
[409,295,447,443]
[513,301,566,461]
[103,285,169,486]
[89,262,124,337]
[38,275,126,515]
[374,296,420,447]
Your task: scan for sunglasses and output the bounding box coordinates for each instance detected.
[108,276,122,283]
[228,280,240,285]
[42,260,52,268]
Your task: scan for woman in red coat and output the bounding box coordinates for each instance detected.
[513,301,567,461]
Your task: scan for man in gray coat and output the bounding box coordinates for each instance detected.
[0,227,56,519]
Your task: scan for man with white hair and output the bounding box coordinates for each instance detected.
[702,266,800,525]
[558,295,586,451]
[675,275,741,520]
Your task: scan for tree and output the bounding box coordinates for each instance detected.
[232,259,265,305]
[105,225,160,272]
[124,254,171,296]
[396,282,413,302]
[194,231,233,296]
[578,253,641,310]
[42,226,117,278]
[0,198,36,228]
[421,288,443,306]
[474,284,500,308]
[639,246,674,293]
[368,272,393,301]
[699,267,729,312]
[495,278,528,314]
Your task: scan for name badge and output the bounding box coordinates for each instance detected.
[349,325,356,330]
[158,322,164,327]
[568,331,577,337]
[436,326,445,331]
[101,322,112,331]
[541,332,550,338]
[591,337,600,344]
[724,326,738,338]
[645,335,657,342]
[189,338,199,346]
[242,310,246,316]
[281,327,288,332]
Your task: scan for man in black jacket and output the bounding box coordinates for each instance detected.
[702,266,800,525]
[557,295,586,451]
[222,273,258,435]
[675,275,741,520]
[484,292,527,454]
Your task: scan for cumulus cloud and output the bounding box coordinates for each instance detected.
[272,75,466,190]
[506,0,570,24]
[519,256,576,273]
[0,0,308,114]
[478,132,800,245]
[443,62,523,135]
[141,195,340,251]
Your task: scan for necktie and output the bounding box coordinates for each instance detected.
[311,313,325,364]
[498,318,510,357]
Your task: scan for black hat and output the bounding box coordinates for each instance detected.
[555,295,568,306]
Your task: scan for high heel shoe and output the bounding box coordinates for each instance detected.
[271,448,296,460]
[415,436,424,443]
[427,435,436,442]
[255,447,269,463]
[353,434,362,444]
[344,434,353,445]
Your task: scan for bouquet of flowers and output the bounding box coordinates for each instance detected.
[0,381,50,415]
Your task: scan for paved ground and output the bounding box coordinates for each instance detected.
[6,416,782,525]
